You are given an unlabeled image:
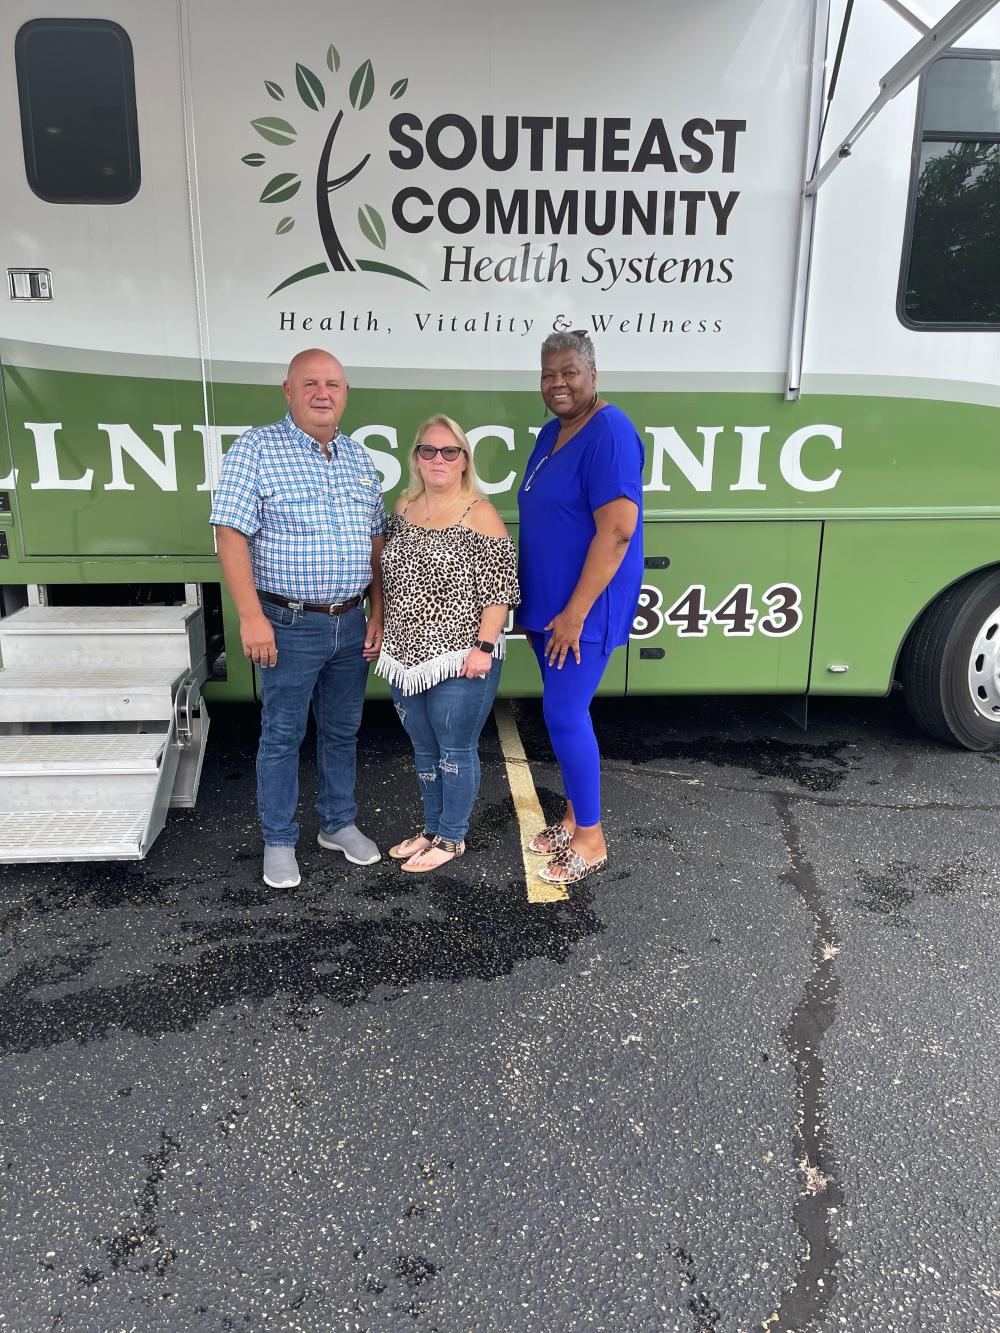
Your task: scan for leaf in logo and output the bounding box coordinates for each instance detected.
[390,78,408,100]
[241,153,266,167]
[357,204,387,250]
[355,259,428,291]
[260,172,301,204]
[326,44,341,73]
[251,117,297,146]
[265,80,284,100]
[269,262,330,298]
[295,63,326,110]
[349,59,375,110]
[276,216,295,235]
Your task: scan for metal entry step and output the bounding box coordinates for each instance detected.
[0,734,168,812]
[0,668,186,723]
[0,810,151,861]
[0,734,166,773]
[0,605,206,671]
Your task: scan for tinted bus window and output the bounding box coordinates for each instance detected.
[900,54,1000,328]
[15,19,140,204]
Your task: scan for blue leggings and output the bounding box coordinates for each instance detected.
[528,632,614,828]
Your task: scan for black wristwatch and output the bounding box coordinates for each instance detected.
[474,639,495,653]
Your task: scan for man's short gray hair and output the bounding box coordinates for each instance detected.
[540,329,596,372]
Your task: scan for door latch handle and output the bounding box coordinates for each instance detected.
[8,269,53,300]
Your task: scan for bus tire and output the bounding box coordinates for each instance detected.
[901,567,1000,750]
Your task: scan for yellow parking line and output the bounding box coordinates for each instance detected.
[494,700,568,904]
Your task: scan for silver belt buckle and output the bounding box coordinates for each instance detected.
[288,598,303,612]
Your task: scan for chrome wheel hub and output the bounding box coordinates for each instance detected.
[968,603,1000,722]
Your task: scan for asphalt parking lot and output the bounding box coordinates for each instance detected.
[1,690,999,1333]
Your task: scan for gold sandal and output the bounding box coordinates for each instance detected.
[400,835,466,874]
[389,830,434,860]
[537,846,607,885]
[527,822,572,856]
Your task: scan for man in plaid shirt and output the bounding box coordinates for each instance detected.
[211,348,388,888]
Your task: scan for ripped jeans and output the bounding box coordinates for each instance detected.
[390,657,501,844]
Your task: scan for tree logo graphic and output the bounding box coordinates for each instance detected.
[241,46,428,296]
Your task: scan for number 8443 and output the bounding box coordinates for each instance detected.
[631,583,803,640]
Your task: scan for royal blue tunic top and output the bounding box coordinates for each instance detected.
[517,404,644,652]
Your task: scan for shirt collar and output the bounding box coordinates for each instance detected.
[283,411,344,454]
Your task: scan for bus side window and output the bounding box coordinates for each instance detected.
[15,18,140,204]
[898,51,1000,329]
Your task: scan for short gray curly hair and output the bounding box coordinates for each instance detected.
[540,329,596,372]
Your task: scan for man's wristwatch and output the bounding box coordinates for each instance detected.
[474,639,495,654]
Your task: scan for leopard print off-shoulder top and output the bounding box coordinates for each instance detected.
[375,500,520,695]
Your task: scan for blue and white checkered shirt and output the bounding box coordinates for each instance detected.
[210,412,388,604]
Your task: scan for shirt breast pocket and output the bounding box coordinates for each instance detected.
[263,488,328,533]
[343,485,377,538]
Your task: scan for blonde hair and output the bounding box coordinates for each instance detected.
[403,414,482,503]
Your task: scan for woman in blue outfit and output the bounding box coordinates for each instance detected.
[517,331,644,886]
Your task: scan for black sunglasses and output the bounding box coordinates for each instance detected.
[416,444,466,461]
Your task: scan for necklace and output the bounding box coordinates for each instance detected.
[421,491,463,525]
[556,391,601,442]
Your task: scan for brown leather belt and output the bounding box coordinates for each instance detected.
[257,589,363,616]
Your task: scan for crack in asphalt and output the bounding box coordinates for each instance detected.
[104,1128,180,1278]
[770,794,843,1333]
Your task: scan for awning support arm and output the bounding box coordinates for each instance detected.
[807,0,1000,194]
[785,0,1000,399]
[879,0,931,35]
[785,0,833,401]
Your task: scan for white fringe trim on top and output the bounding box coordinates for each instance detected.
[375,636,506,696]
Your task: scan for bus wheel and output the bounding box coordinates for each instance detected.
[902,567,1000,750]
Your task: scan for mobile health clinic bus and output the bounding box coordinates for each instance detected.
[1,0,999,860]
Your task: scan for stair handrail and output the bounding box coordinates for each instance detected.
[173,673,198,747]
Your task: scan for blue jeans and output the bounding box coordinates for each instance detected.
[390,658,501,844]
[256,601,369,847]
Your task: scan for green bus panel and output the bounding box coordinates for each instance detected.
[3,362,999,709]
[626,521,821,695]
[810,518,1000,696]
[4,365,212,559]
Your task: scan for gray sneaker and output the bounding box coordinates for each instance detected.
[263,845,300,888]
[317,823,381,865]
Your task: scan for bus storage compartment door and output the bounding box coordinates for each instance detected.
[626,521,821,695]
[810,518,1000,697]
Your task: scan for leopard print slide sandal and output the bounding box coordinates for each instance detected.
[527,822,572,856]
[537,847,607,886]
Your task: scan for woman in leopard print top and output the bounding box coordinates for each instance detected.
[376,415,519,872]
